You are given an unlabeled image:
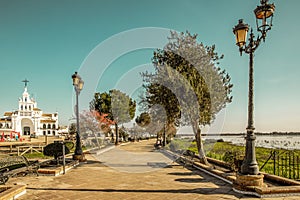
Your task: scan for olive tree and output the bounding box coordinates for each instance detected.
[141,31,233,164]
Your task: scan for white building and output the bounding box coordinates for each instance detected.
[0,81,58,137]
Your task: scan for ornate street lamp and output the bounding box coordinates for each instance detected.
[233,0,275,175]
[72,71,86,161]
[162,123,166,147]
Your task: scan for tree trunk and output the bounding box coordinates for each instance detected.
[94,133,101,149]
[192,121,208,165]
[111,132,114,143]
[115,123,119,145]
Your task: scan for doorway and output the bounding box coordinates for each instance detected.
[23,126,30,135]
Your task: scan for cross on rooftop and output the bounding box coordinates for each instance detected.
[22,79,29,87]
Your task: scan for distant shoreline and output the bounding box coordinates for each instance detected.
[176,132,300,137]
[175,132,300,150]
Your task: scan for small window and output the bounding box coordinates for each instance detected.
[5,124,9,128]
[48,131,51,135]
[52,124,56,129]
[25,98,27,102]
[43,124,46,129]
[43,131,46,135]
[52,131,55,135]
[25,106,27,110]
[47,124,51,129]
[21,105,23,110]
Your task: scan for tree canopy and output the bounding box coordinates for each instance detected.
[90,89,136,145]
[135,112,151,127]
[140,31,233,164]
[79,110,114,137]
[90,89,136,124]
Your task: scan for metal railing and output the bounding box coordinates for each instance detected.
[260,150,300,180]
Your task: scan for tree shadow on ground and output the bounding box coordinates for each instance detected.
[174,178,205,183]
[163,161,251,198]
[80,160,105,167]
[28,162,249,198]
[26,187,249,198]
[168,172,196,176]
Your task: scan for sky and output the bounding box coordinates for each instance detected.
[0,0,299,133]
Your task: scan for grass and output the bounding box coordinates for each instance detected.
[168,139,300,179]
[23,152,52,159]
[22,143,87,159]
[207,142,300,179]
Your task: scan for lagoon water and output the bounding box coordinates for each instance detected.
[206,135,300,150]
[177,134,300,150]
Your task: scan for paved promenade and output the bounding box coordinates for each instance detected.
[7,140,300,199]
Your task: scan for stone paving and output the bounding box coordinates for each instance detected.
[6,140,300,199]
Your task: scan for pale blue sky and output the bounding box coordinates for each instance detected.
[0,0,299,133]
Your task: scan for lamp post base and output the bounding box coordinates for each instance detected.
[73,154,87,162]
[234,173,265,192]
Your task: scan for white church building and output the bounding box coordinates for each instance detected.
[0,80,58,137]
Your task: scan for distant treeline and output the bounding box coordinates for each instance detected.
[255,131,300,135]
[200,132,300,136]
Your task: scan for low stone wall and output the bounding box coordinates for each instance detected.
[262,172,300,186]
[163,149,300,197]
[0,185,26,200]
[38,159,79,176]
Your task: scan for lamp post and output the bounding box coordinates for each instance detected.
[233,0,275,175]
[72,71,85,161]
[162,122,166,147]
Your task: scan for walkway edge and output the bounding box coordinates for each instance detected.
[162,149,300,198]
